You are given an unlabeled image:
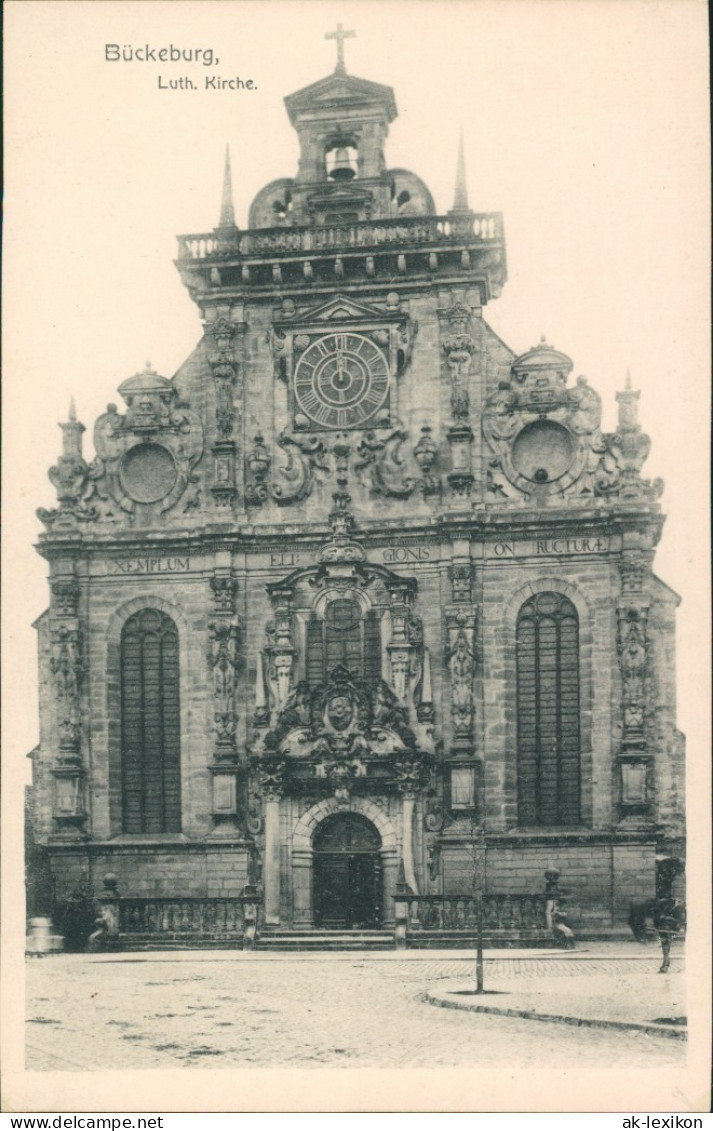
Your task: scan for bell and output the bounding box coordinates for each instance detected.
[330,147,356,181]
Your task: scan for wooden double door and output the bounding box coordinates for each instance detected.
[313,813,382,929]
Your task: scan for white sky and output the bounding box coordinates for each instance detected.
[3,0,710,777]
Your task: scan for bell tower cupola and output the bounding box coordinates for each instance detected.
[277,25,398,225]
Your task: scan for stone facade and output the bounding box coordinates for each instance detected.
[31,50,684,939]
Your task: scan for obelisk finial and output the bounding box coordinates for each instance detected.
[218,145,236,228]
[452,129,470,212]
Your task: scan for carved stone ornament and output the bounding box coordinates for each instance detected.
[449,562,473,604]
[617,606,648,741]
[593,380,661,500]
[206,318,240,439]
[210,573,238,616]
[76,366,205,521]
[244,434,271,506]
[393,755,430,798]
[316,755,367,807]
[443,333,476,421]
[619,551,647,594]
[246,789,264,835]
[263,589,295,712]
[208,618,240,757]
[413,425,440,496]
[484,346,660,503]
[355,429,416,498]
[255,758,287,801]
[50,624,82,756]
[38,410,101,528]
[483,343,591,499]
[446,608,476,742]
[424,792,445,833]
[51,578,80,618]
[269,432,330,505]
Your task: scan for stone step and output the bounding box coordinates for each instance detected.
[116,935,242,951]
[257,929,394,951]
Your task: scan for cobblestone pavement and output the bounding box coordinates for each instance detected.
[26,950,685,1072]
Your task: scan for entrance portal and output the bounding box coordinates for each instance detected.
[313,813,382,929]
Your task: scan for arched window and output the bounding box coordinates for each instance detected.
[306,598,381,685]
[516,592,580,826]
[120,609,181,833]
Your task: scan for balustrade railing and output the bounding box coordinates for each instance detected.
[177,213,503,260]
[119,897,244,937]
[408,894,548,932]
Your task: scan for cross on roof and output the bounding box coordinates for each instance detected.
[325,22,355,74]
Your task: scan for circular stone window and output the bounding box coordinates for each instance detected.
[120,443,178,504]
[511,420,575,484]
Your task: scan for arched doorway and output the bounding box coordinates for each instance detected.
[313,813,382,929]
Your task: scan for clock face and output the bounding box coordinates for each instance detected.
[294,332,390,429]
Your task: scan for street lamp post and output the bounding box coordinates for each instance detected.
[471,818,486,994]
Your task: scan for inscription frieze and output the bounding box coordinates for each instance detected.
[109,556,191,574]
[487,537,609,559]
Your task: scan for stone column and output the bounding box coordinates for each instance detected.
[401,794,418,894]
[292,848,313,927]
[257,760,286,926]
[380,846,399,928]
[263,796,281,925]
[395,757,429,899]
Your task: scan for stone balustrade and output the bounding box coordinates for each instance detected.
[177,213,504,261]
[408,893,548,932]
[119,897,245,938]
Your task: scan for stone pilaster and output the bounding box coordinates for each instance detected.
[49,572,86,839]
[207,571,241,833]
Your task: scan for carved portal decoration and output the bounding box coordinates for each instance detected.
[617,605,649,744]
[255,758,287,802]
[446,608,477,744]
[255,497,435,754]
[394,755,430,798]
[256,665,429,803]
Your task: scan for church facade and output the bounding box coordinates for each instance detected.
[31,46,684,944]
